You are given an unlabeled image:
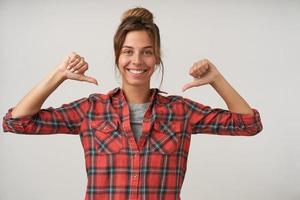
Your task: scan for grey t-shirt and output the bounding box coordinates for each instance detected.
[128,102,151,143]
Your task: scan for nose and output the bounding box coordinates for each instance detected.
[132,52,142,65]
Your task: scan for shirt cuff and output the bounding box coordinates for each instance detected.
[235,109,263,134]
[2,108,36,133]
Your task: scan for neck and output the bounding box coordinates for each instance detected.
[122,84,151,104]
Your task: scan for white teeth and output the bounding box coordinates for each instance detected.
[128,69,146,74]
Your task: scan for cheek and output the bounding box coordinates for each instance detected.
[145,57,157,67]
[118,56,129,69]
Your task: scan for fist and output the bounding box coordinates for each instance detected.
[57,52,98,85]
[182,59,221,92]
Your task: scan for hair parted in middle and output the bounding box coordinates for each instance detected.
[113,7,164,88]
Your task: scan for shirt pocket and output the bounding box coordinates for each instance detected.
[149,120,182,155]
[91,120,124,154]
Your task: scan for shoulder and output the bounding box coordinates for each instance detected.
[154,92,200,117]
[86,87,122,104]
[155,92,206,110]
[155,93,192,111]
[155,89,199,105]
[87,93,110,103]
[156,93,182,104]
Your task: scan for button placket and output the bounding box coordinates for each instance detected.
[130,153,140,200]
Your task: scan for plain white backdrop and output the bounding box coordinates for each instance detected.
[1,0,299,199]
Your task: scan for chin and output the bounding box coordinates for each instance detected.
[124,79,150,87]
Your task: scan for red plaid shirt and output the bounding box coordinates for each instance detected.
[3,87,263,200]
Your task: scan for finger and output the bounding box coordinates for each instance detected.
[182,82,197,92]
[70,56,82,65]
[68,53,80,64]
[190,68,201,78]
[197,65,209,76]
[81,75,98,85]
[62,55,72,65]
[190,59,210,72]
[70,73,98,85]
[189,62,203,76]
[67,57,80,70]
[74,63,88,74]
[189,63,198,75]
[70,53,79,60]
[70,56,80,64]
[190,67,203,78]
[69,58,83,71]
[189,66,197,77]
[190,64,209,78]
[71,59,86,72]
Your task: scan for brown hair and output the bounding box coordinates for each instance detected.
[113,7,164,88]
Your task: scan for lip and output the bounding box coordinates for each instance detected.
[126,67,148,70]
[126,68,148,78]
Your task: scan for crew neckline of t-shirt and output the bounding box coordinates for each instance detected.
[128,102,151,106]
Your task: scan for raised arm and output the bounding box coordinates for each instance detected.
[12,52,98,118]
[182,59,262,135]
[182,59,253,115]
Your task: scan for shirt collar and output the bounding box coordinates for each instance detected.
[107,87,167,103]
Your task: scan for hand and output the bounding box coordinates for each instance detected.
[182,59,221,92]
[56,52,98,85]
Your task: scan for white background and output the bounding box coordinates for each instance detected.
[0,0,299,199]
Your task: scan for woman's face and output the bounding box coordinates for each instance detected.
[118,30,156,88]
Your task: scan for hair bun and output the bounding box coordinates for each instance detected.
[121,7,154,23]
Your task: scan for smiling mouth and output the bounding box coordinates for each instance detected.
[126,68,147,74]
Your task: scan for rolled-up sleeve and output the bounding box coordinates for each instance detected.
[184,98,263,136]
[2,97,91,135]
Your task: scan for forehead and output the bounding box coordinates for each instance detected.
[123,30,153,48]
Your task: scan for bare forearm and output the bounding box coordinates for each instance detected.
[182,59,255,115]
[210,75,254,115]
[11,69,65,118]
[10,53,97,118]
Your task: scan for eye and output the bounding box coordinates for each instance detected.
[144,50,154,56]
[122,49,133,55]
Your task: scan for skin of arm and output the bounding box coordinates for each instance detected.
[182,59,254,115]
[11,52,98,118]
[210,74,253,115]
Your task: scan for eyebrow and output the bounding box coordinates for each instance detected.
[122,45,153,49]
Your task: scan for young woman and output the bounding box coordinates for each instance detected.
[3,7,262,200]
